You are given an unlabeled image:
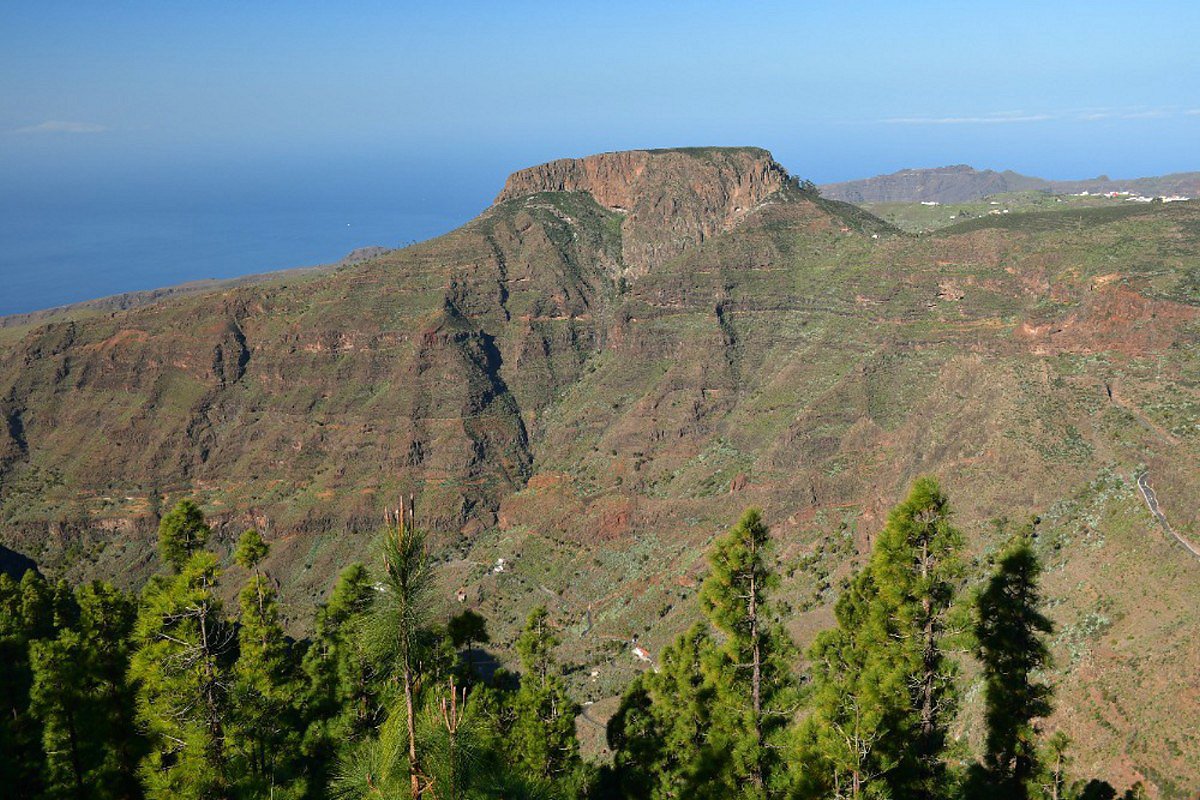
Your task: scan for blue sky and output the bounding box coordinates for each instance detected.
[3,0,1199,203]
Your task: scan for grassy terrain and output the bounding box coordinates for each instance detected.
[862,191,1191,233]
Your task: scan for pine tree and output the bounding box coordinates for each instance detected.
[331,506,436,799]
[511,606,582,784]
[331,677,539,800]
[80,582,146,799]
[972,535,1053,799]
[376,507,435,799]
[797,479,962,800]
[303,564,378,730]
[419,678,501,800]
[868,477,963,800]
[796,570,900,800]
[1040,732,1071,800]
[331,507,514,800]
[642,622,720,798]
[447,609,490,681]
[229,529,301,798]
[29,629,90,800]
[447,609,488,652]
[157,499,212,573]
[606,510,795,799]
[234,528,269,573]
[130,551,233,800]
[0,570,54,799]
[28,581,142,800]
[330,694,417,800]
[698,508,795,799]
[33,629,100,800]
[1121,782,1148,800]
[300,562,379,797]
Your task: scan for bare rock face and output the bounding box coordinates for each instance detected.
[494,147,790,277]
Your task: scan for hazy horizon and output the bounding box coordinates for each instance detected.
[6,144,1199,317]
[3,1,1199,314]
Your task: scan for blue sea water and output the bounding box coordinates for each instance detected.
[0,157,494,317]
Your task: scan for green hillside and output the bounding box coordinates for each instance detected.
[1,147,1198,795]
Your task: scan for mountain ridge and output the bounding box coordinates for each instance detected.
[821,164,1200,203]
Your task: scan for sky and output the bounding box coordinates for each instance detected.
[2,1,1199,274]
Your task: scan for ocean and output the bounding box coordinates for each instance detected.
[0,158,492,317]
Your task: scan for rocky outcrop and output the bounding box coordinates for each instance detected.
[495,147,790,277]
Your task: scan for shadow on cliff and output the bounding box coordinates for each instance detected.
[0,543,39,579]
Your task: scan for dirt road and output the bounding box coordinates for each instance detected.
[1136,472,1200,560]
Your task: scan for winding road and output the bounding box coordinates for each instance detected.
[1136,472,1200,560]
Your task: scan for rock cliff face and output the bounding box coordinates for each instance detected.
[495,147,790,277]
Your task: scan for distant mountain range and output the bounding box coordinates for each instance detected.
[820,164,1200,204]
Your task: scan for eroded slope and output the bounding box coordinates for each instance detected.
[1,148,1198,794]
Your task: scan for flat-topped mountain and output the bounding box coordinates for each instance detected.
[496,147,787,210]
[1,147,1198,793]
[822,164,1200,203]
[497,147,798,277]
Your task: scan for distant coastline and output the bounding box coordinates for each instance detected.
[0,246,390,329]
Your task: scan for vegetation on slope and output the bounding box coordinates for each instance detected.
[1,148,1198,793]
[0,486,1162,799]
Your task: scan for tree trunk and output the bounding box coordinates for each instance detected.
[255,568,268,648]
[404,659,421,800]
[65,705,85,800]
[198,598,227,793]
[918,535,937,742]
[749,552,764,791]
